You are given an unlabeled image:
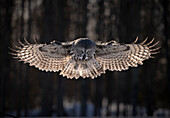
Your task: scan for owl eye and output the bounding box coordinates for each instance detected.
[86,50,89,54]
[81,50,84,53]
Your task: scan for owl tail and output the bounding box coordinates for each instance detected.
[84,58,105,79]
[60,58,105,79]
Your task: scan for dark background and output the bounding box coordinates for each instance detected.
[0,0,170,117]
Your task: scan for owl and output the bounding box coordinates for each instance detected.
[10,37,160,79]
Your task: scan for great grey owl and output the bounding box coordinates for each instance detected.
[10,37,160,79]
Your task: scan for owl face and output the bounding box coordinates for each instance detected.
[73,38,96,60]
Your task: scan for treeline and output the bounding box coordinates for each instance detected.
[0,0,170,117]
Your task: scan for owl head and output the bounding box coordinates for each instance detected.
[73,38,96,60]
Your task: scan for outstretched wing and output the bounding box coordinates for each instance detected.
[95,37,160,71]
[10,38,73,72]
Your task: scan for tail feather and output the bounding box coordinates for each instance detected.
[60,58,105,79]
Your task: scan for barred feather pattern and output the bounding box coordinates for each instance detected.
[10,37,160,79]
[10,43,71,72]
[95,38,160,71]
[60,57,105,79]
[10,39,105,79]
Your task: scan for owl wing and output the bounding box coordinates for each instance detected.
[10,38,73,72]
[95,37,160,71]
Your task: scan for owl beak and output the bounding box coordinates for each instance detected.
[83,53,89,60]
[79,53,88,60]
[82,54,86,60]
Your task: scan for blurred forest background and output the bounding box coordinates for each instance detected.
[0,0,170,117]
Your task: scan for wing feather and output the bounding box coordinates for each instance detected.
[10,40,72,72]
[10,38,160,79]
[95,38,160,71]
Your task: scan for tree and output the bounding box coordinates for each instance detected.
[118,0,141,116]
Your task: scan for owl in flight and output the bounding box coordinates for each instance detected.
[10,37,160,79]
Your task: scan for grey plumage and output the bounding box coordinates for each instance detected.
[10,37,160,79]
